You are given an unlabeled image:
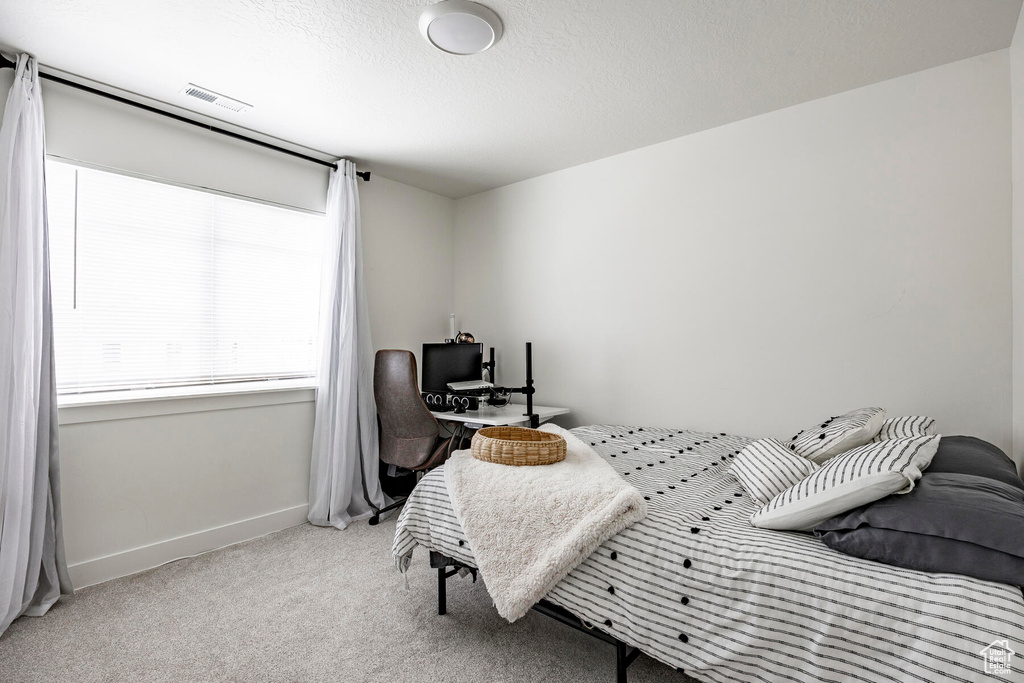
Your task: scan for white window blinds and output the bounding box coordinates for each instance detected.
[46,160,325,394]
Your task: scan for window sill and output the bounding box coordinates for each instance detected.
[57,379,317,425]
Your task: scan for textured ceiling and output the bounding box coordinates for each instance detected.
[1,0,1021,198]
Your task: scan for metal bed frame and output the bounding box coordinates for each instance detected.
[430,551,641,683]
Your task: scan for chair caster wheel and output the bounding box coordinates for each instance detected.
[369,515,380,526]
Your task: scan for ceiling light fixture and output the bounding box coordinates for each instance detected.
[419,0,503,55]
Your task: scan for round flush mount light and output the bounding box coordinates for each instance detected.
[419,0,503,55]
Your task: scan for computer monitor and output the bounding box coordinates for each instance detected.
[421,343,483,393]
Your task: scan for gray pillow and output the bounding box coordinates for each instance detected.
[926,435,1023,491]
[815,472,1024,586]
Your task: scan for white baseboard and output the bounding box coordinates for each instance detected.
[68,504,309,588]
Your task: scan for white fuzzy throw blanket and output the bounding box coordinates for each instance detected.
[444,424,647,622]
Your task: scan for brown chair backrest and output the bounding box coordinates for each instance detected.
[374,350,442,469]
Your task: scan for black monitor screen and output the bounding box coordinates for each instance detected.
[421,343,483,392]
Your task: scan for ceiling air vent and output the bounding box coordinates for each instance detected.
[179,84,252,113]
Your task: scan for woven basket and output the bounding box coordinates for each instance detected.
[470,426,566,466]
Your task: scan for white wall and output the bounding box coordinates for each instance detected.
[361,175,454,351]
[57,393,316,587]
[455,52,1014,457]
[1011,9,1024,472]
[0,69,455,585]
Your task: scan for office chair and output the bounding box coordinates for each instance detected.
[368,349,460,525]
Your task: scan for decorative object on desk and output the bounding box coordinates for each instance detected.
[471,426,566,466]
[455,331,475,344]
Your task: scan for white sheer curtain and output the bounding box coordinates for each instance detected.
[308,161,386,529]
[0,53,72,636]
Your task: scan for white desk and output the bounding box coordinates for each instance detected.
[431,403,569,429]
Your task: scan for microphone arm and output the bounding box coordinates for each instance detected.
[486,342,538,428]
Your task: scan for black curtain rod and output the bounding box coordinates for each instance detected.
[0,55,370,182]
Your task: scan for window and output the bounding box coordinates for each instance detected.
[46,160,325,395]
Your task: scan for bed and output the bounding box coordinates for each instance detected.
[393,424,1024,682]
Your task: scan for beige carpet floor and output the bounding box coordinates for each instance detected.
[0,517,697,682]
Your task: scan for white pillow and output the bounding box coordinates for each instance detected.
[785,407,886,464]
[869,415,936,442]
[750,435,939,532]
[730,439,819,505]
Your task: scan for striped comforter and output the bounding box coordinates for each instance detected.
[393,425,1024,683]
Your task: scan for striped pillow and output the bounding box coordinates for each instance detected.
[785,407,886,464]
[870,416,936,442]
[730,439,819,505]
[751,435,940,531]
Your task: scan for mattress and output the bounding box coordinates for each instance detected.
[393,424,1024,683]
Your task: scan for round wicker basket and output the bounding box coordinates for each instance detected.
[470,426,566,466]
